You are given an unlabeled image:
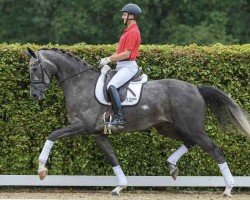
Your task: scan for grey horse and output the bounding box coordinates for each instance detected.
[27,48,250,197]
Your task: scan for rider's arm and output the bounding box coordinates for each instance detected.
[110,49,131,62]
[111,52,117,57]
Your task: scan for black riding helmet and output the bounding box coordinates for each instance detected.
[120,3,141,20]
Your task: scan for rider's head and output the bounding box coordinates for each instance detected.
[120,3,141,25]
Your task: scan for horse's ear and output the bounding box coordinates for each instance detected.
[27,47,37,58]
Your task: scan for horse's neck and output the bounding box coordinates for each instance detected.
[41,50,100,103]
[57,61,101,126]
[60,69,99,97]
[44,51,100,102]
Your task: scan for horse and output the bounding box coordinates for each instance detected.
[27,47,250,197]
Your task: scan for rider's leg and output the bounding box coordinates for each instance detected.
[108,85,125,125]
[107,63,138,89]
[107,64,138,126]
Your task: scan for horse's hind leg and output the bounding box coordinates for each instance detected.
[190,132,234,197]
[167,140,195,180]
[155,123,195,179]
[170,92,234,196]
[175,122,234,196]
[38,123,86,180]
[93,134,127,196]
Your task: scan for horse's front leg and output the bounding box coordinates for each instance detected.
[93,134,127,196]
[38,123,86,180]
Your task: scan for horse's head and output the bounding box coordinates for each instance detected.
[27,48,57,101]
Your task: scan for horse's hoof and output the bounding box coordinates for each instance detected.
[38,169,48,180]
[110,185,126,196]
[110,190,120,196]
[170,167,179,180]
[223,187,232,198]
[167,162,179,180]
[223,192,232,198]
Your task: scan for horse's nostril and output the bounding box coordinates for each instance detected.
[32,93,39,100]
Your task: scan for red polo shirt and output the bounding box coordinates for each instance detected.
[116,23,141,60]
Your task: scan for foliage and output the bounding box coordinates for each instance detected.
[0,0,249,44]
[0,43,249,176]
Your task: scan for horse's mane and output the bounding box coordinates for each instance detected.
[41,48,90,67]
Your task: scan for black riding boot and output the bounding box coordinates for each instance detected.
[108,85,125,126]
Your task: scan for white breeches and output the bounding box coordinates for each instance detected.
[107,61,138,89]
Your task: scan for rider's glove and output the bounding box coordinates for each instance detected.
[100,57,111,66]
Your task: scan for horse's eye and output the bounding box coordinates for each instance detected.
[33,67,38,72]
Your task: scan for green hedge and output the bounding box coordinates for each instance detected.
[0,43,249,176]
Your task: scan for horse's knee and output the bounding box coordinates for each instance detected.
[213,146,225,163]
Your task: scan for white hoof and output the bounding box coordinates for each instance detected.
[110,185,126,196]
[38,164,48,180]
[223,187,232,198]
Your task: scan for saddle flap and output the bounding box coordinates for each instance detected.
[103,68,143,102]
[131,67,142,82]
[95,67,148,106]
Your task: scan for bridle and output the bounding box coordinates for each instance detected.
[30,53,54,91]
[30,53,94,91]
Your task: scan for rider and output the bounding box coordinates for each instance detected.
[100,3,141,126]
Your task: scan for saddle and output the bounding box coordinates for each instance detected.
[103,68,142,102]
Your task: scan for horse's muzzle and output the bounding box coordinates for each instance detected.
[30,88,45,101]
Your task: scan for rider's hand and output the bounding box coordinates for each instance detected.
[100,57,111,66]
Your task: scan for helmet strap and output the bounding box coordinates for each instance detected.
[125,15,129,25]
[124,14,135,25]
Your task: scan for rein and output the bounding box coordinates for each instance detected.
[58,67,94,83]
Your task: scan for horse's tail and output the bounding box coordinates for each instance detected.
[198,86,250,138]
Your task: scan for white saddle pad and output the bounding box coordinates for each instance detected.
[95,65,148,106]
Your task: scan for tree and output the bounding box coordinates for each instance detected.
[0,0,249,44]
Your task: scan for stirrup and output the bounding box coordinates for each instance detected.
[110,117,126,126]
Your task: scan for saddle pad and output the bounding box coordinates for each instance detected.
[95,65,148,106]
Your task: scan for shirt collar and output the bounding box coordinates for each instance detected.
[123,23,137,33]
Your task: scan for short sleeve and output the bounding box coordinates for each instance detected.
[124,31,138,51]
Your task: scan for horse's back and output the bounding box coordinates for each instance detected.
[145,78,203,102]
[142,78,205,124]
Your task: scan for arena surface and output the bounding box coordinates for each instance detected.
[0,189,249,199]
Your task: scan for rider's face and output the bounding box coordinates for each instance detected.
[122,12,129,24]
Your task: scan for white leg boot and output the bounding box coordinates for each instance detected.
[167,145,188,179]
[111,165,127,195]
[219,162,234,197]
[38,140,54,180]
